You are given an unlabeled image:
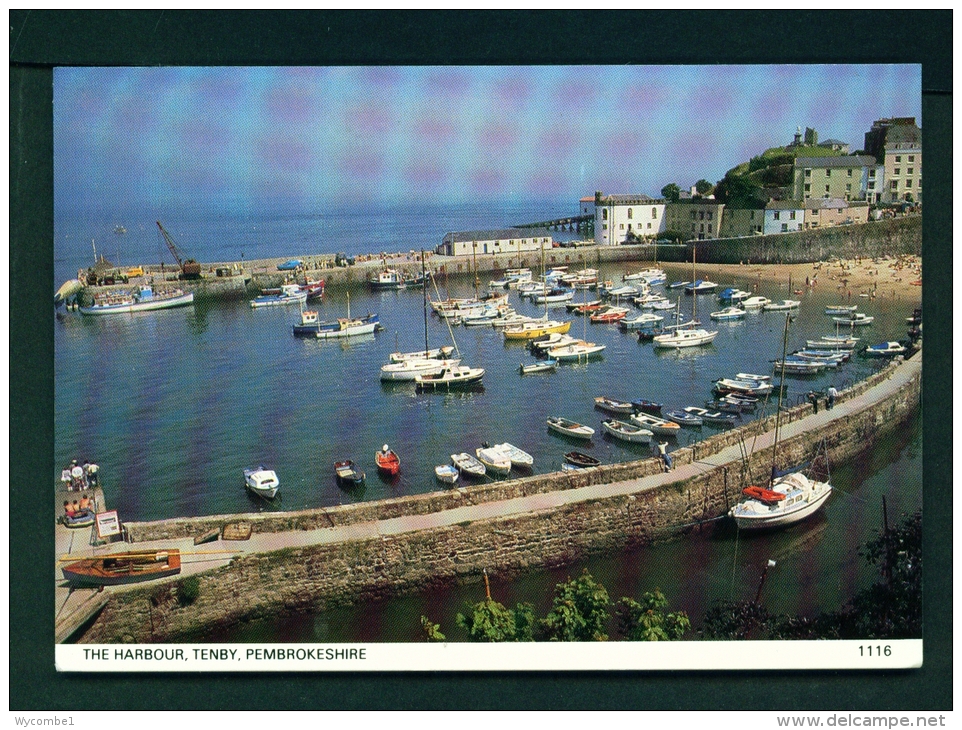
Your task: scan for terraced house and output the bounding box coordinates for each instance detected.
[792,154,879,202]
[863,117,922,204]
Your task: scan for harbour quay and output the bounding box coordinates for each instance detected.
[77,215,920,303]
[71,352,920,644]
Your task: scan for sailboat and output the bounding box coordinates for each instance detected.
[503,242,572,340]
[729,314,833,530]
[381,252,461,381]
[546,264,606,362]
[652,245,718,349]
[312,292,380,339]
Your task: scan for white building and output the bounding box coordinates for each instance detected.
[592,192,666,245]
[436,229,552,257]
[763,200,806,235]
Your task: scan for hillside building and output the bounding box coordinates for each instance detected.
[792,155,879,202]
[863,117,922,204]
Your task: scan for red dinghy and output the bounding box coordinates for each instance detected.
[375,444,401,476]
[742,485,786,502]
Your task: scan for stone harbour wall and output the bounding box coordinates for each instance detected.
[81,356,920,643]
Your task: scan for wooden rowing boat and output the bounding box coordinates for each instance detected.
[61,550,181,586]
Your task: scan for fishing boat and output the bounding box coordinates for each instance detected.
[594,396,635,415]
[564,451,601,468]
[475,446,512,476]
[414,365,485,391]
[519,359,557,374]
[739,296,771,310]
[251,283,308,308]
[629,412,681,437]
[710,305,746,321]
[864,341,907,357]
[547,340,606,362]
[243,467,280,499]
[451,452,486,479]
[293,309,379,338]
[601,418,653,444]
[833,312,874,326]
[368,268,428,290]
[375,445,401,476]
[492,443,534,469]
[434,464,460,485]
[79,285,195,315]
[334,460,365,487]
[631,399,663,415]
[731,311,833,530]
[546,417,595,440]
[665,409,703,427]
[825,304,858,315]
[683,406,738,427]
[763,299,801,311]
[61,550,182,587]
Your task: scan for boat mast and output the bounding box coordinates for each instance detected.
[769,313,792,485]
[421,249,429,355]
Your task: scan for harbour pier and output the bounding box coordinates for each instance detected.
[66,351,921,643]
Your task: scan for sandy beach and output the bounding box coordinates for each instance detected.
[698,254,922,304]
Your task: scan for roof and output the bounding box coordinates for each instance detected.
[443,229,550,243]
[804,198,870,210]
[596,194,664,205]
[794,155,876,168]
[765,200,806,210]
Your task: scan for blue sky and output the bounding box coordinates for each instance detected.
[54,65,921,213]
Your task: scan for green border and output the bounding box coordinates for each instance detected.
[10,9,951,711]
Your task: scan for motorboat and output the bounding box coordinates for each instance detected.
[251,283,308,308]
[665,409,703,427]
[564,451,601,468]
[414,366,485,391]
[773,359,826,375]
[710,306,746,321]
[601,418,653,443]
[713,378,774,397]
[739,296,771,310]
[531,287,575,305]
[434,464,460,485]
[546,417,595,440]
[519,359,558,374]
[667,280,691,290]
[631,399,663,415]
[590,306,629,323]
[475,446,512,476]
[312,314,380,339]
[734,372,771,382]
[451,452,486,479]
[502,318,572,340]
[763,299,801,311]
[492,443,534,469]
[566,298,603,313]
[244,467,280,500]
[334,460,366,488]
[79,285,195,315]
[718,287,750,302]
[381,357,462,382]
[684,279,717,295]
[864,341,907,357]
[730,471,832,530]
[375,445,401,476]
[629,412,681,437]
[806,336,860,350]
[594,396,635,415]
[619,313,664,331]
[683,406,738,427]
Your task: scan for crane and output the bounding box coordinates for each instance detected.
[156,221,202,280]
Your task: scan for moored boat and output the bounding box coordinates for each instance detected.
[380,358,462,382]
[594,396,635,415]
[546,416,595,440]
[863,341,907,357]
[653,327,718,349]
[547,340,606,362]
[243,467,280,499]
[451,452,486,479]
[739,296,771,310]
[475,446,512,475]
[601,418,653,443]
[61,550,182,586]
[375,445,401,476]
[710,306,746,321]
[414,365,485,391]
[684,279,717,295]
[825,304,858,315]
[665,409,703,427]
[683,406,738,427]
[629,412,681,437]
[251,284,308,308]
[502,318,572,340]
[434,464,460,484]
[390,346,455,363]
[730,470,832,530]
[313,314,380,339]
[763,299,801,311]
[334,460,366,487]
[79,285,195,315]
[631,399,663,415]
[833,312,874,326]
[492,442,534,469]
[368,268,428,290]
[519,359,557,374]
[564,451,601,468]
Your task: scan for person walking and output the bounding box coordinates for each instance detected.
[827,386,839,410]
[807,390,819,414]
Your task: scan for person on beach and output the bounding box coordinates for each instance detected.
[64,501,74,517]
[827,386,838,410]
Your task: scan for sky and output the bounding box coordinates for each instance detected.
[53,65,921,214]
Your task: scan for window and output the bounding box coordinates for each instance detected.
[774,211,780,220]
[891,181,898,190]
[781,223,788,232]
[699,211,705,220]
[602,209,608,220]
[789,211,796,220]
[651,208,657,219]
[847,169,853,177]
[846,184,852,192]
[906,180,913,188]
[868,181,875,189]
[869,169,875,177]
[646,222,652,229]
[825,186,830,194]
[908,168,913,175]
[627,208,633,219]
[894,168,900,176]
[707,212,712,221]
[908,155,914,162]
[804,183,811,192]
[805,168,811,177]
[895,156,901,162]
[619,223,624,230]
[811,208,819,215]
[825,169,831,177]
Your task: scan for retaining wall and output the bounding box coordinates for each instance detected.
[82,355,921,643]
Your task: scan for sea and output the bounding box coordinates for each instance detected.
[54,200,922,640]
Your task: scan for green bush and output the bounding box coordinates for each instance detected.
[178,576,200,606]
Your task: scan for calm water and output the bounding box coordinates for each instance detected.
[193,409,922,642]
[55,250,917,522]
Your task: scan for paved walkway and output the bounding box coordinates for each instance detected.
[55,353,921,638]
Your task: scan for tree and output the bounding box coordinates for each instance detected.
[661,183,681,202]
[456,598,535,642]
[615,589,691,641]
[714,173,762,209]
[420,615,446,642]
[539,570,611,641]
[701,599,773,640]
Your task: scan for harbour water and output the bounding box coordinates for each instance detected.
[55,206,919,523]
